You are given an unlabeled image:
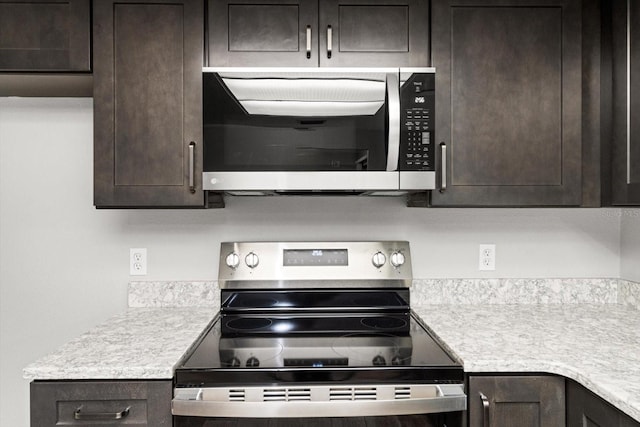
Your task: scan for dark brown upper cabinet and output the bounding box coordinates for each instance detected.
[429,0,583,207]
[207,0,429,67]
[611,0,640,205]
[93,0,205,208]
[0,0,90,72]
[469,375,566,427]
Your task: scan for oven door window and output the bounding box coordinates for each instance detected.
[203,73,389,172]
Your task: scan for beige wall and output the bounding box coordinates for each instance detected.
[0,98,624,427]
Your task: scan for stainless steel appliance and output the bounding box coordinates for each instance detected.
[202,69,436,194]
[173,241,465,426]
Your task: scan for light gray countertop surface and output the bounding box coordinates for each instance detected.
[23,301,640,422]
[412,303,640,423]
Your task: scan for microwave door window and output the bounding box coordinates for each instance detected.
[203,73,388,172]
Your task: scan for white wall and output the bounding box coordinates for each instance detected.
[0,98,624,427]
[621,209,640,282]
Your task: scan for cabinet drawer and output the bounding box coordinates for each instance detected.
[30,380,172,426]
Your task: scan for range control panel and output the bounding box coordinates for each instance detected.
[400,72,435,171]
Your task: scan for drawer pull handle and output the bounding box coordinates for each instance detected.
[74,405,131,420]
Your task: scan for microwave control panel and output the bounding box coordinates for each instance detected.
[400,73,435,171]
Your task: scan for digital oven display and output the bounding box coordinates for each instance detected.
[283,249,348,266]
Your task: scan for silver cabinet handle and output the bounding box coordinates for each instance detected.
[327,25,333,59]
[479,392,490,427]
[188,141,196,194]
[439,142,447,192]
[306,25,312,59]
[74,405,130,420]
[627,0,632,183]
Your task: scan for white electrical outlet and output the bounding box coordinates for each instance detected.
[130,248,147,275]
[479,244,496,271]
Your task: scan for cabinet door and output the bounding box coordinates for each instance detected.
[468,376,565,427]
[208,0,318,66]
[0,0,90,71]
[567,380,640,427]
[430,0,582,206]
[30,380,172,426]
[318,0,429,67]
[611,0,640,205]
[94,0,204,207]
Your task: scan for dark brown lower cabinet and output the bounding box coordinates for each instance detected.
[30,380,172,426]
[468,375,565,427]
[567,380,640,427]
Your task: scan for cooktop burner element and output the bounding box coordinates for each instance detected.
[173,241,465,421]
[360,316,408,330]
[226,317,273,331]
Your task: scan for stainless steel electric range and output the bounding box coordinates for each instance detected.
[173,241,466,427]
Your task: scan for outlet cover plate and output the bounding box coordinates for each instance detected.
[479,244,496,271]
[130,248,147,276]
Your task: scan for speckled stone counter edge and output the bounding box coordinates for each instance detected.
[128,278,639,309]
[411,278,640,309]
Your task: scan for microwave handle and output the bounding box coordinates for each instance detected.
[385,72,400,172]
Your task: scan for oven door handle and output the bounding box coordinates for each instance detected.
[385,72,401,172]
[172,384,466,418]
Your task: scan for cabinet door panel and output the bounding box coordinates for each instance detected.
[567,380,640,427]
[94,0,204,207]
[319,0,429,67]
[0,0,90,71]
[208,0,318,66]
[612,0,640,204]
[468,375,565,427]
[431,0,582,206]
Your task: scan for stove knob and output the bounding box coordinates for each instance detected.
[390,251,405,268]
[225,252,240,269]
[228,357,241,367]
[245,252,259,269]
[391,356,403,365]
[246,357,260,367]
[372,355,387,366]
[372,251,386,268]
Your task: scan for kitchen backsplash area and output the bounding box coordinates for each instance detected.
[2,98,640,427]
[128,279,640,310]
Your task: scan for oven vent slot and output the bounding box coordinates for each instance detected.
[395,386,411,399]
[228,389,246,402]
[263,388,312,402]
[329,387,377,401]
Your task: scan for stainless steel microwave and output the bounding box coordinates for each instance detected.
[202,67,435,194]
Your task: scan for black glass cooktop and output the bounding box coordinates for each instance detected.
[179,313,458,371]
[176,288,463,386]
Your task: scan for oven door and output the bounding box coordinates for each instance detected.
[173,384,466,427]
[202,68,401,192]
[174,413,463,427]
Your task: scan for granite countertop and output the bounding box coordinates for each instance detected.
[413,303,640,423]
[23,308,215,380]
[23,280,640,423]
